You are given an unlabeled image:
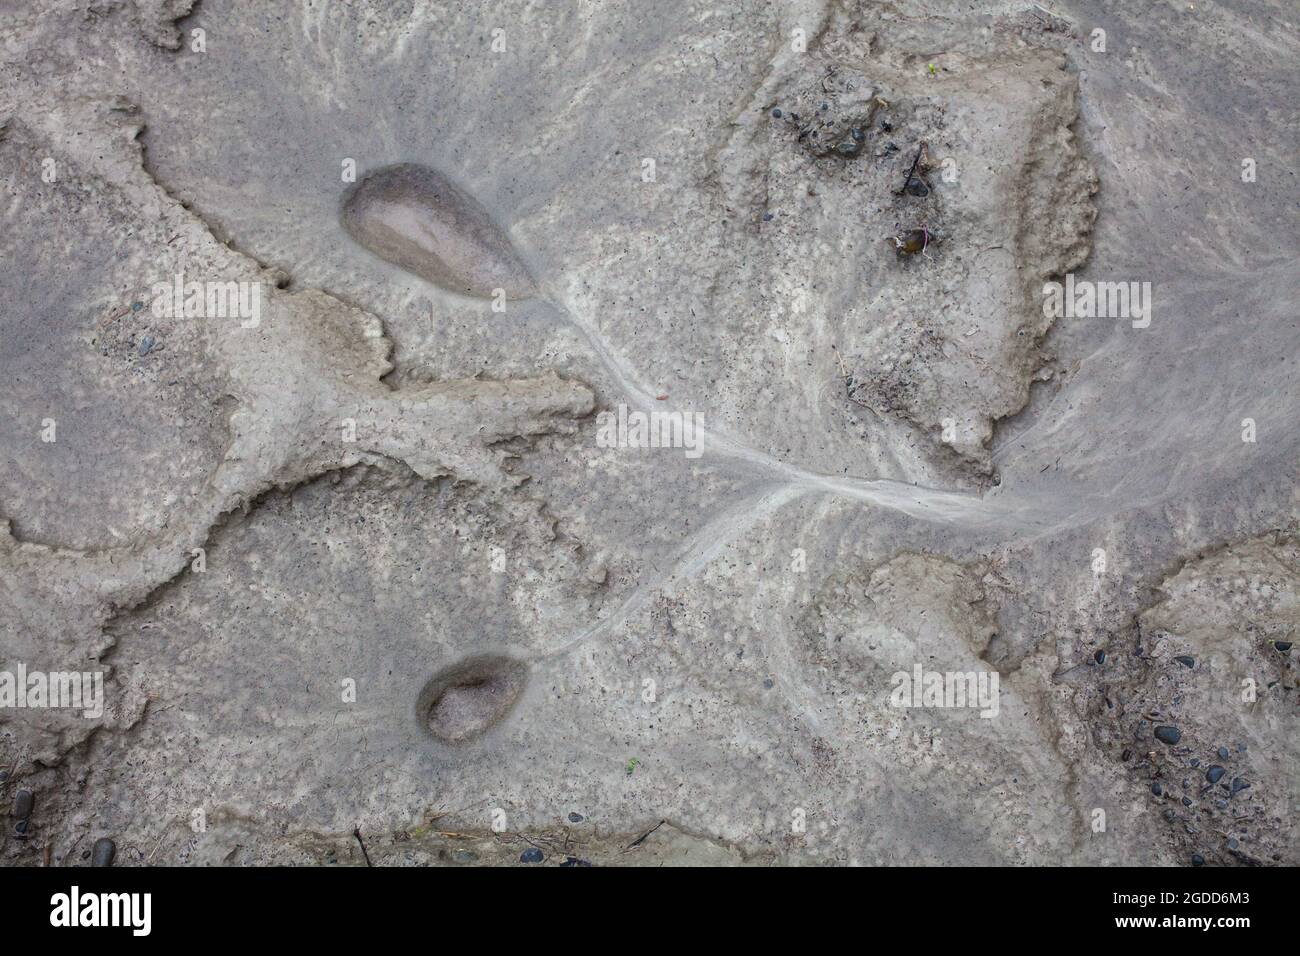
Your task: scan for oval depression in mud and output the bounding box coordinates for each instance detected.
[341,163,537,300]
[416,655,529,744]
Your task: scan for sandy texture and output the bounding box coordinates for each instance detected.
[0,0,1296,867]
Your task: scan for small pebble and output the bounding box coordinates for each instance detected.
[1154,725,1181,745]
[559,856,593,867]
[520,847,544,864]
[904,176,930,197]
[1174,655,1195,668]
[13,820,28,836]
[138,335,155,356]
[1094,649,1106,665]
[1227,838,1239,850]
[1121,748,1132,762]
[762,212,774,222]
[1190,758,1200,767]
[1162,808,1176,822]
[1217,747,1229,759]
[12,789,33,820]
[1230,777,1249,794]
[91,837,116,868]
[131,301,144,312]
[1182,797,1192,807]
[771,108,782,118]
[1191,853,1205,867]
[762,678,774,689]
[1151,782,1162,796]
[0,770,7,782]
[1206,765,1225,784]
[1274,641,1293,652]
[568,812,584,823]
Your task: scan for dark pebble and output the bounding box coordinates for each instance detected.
[851,127,864,142]
[1174,655,1195,668]
[1190,758,1200,767]
[771,108,782,118]
[12,788,33,820]
[568,812,584,823]
[1151,782,1162,796]
[0,770,7,782]
[1121,748,1132,762]
[520,848,544,864]
[1227,838,1239,850]
[904,176,930,197]
[1094,649,1106,665]
[1230,777,1249,794]
[762,678,774,689]
[1182,797,1192,807]
[559,856,593,867]
[1217,747,1229,759]
[131,301,144,312]
[762,212,774,222]
[1154,726,1181,745]
[138,335,154,356]
[13,820,28,836]
[1191,853,1205,867]
[1206,765,1225,784]
[835,139,862,158]
[91,838,116,867]
[1275,641,1293,652]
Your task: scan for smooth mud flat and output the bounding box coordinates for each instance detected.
[0,0,1296,869]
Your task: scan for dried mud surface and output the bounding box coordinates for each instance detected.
[1,0,1296,866]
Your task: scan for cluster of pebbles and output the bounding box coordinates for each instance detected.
[7,781,116,865]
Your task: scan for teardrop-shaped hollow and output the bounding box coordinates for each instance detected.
[341,163,537,300]
[416,655,528,744]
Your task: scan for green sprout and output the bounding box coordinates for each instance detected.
[625,758,641,776]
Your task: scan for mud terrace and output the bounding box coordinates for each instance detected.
[1,1,1296,867]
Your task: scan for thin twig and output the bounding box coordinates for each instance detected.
[897,142,927,195]
[625,819,666,850]
[353,826,373,866]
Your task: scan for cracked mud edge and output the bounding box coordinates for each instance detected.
[131,809,765,867]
